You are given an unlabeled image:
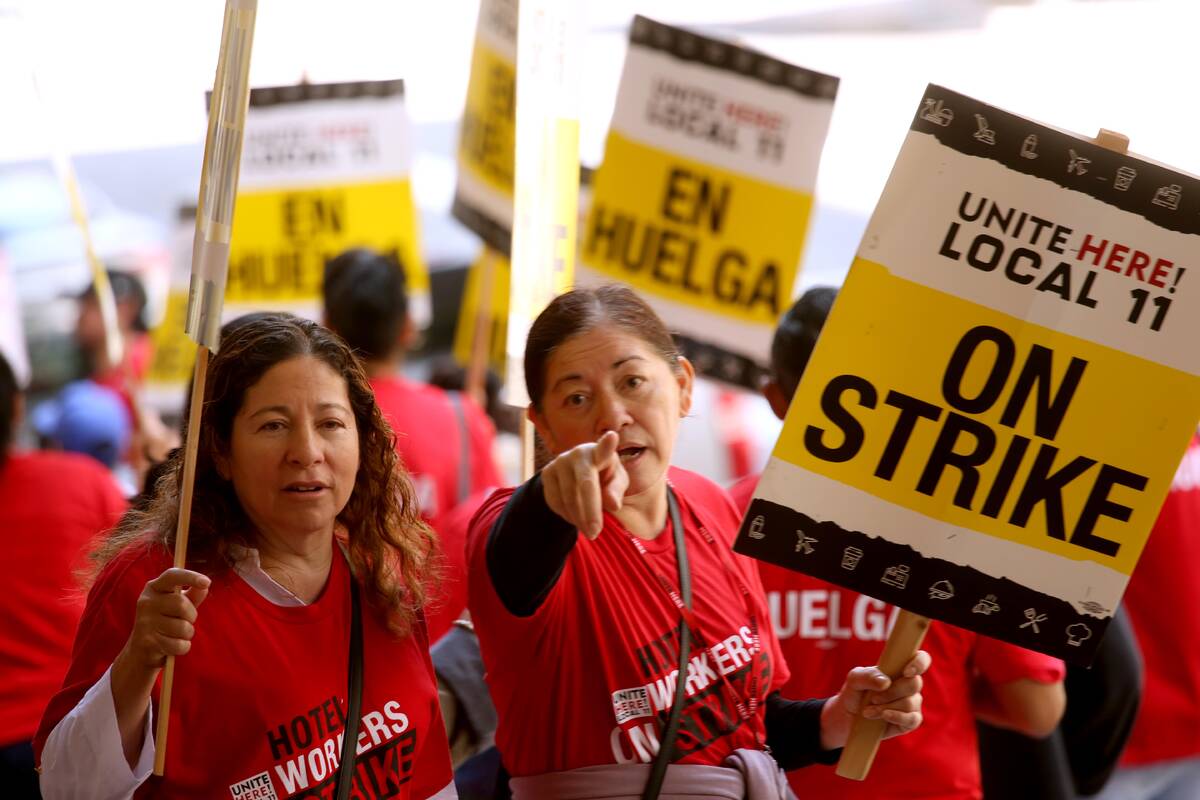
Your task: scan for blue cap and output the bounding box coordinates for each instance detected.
[32,381,131,468]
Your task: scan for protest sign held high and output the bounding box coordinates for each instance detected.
[223,79,429,327]
[579,16,837,389]
[453,0,517,255]
[736,85,1200,666]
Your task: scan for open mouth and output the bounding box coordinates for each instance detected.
[618,446,646,463]
[284,482,327,494]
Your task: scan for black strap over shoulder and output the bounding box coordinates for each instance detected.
[642,488,692,800]
[336,575,364,800]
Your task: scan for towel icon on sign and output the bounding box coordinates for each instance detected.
[881,565,910,590]
[748,515,766,540]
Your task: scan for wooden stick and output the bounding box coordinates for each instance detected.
[465,250,497,409]
[520,414,536,482]
[836,609,930,780]
[153,345,210,776]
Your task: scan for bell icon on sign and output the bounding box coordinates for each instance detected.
[749,515,766,540]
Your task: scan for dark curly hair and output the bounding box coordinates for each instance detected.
[94,313,438,634]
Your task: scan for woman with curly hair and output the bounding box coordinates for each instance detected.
[35,313,455,799]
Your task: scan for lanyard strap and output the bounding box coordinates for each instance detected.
[335,573,363,800]
[641,489,692,800]
[624,488,765,730]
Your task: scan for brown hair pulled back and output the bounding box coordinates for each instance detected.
[525,285,681,410]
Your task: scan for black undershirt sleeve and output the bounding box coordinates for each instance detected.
[764,693,841,770]
[484,474,577,617]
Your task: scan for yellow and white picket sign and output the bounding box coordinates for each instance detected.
[453,0,517,254]
[736,84,1200,665]
[579,16,837,389]
[144,214,199,413]
[453,246,511,375]
[223,80,429,327]
[503,0,581,406]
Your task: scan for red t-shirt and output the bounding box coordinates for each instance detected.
[1120,434,1200,766]
[730,475,1066,800]
[370,376,499,521]
[0,451,126,745]
[93,332,153,429]
[426,488,497,644]
[36,543,453,798]
[467,467,789,778]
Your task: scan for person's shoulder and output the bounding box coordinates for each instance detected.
[90,538,173,600]
[464,487,515,555]
[727,472,761,515]
[669,467,738,514]
[7,449,107,480]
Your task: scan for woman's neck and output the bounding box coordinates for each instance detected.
[253,530,335,604]
[615,482,669,540]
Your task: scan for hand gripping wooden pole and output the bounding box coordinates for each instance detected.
[152,345,209,775]
[835,609,930,780]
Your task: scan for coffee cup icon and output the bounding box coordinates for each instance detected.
[1114,166,1137,191]
[841,546,864,570]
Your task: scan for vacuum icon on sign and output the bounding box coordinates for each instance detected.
[1021,608,1047,634]
[748,515,766,540]
[881,565,910,590]
[920,98,953,126]
[973,114,996,145]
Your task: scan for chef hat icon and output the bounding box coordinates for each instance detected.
[1066,623,1092,647]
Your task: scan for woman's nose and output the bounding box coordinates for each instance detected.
[595,392,632,434]
[287,425,322,465]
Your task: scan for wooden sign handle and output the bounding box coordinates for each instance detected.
[836,609,930,780]
[153,345,209,776]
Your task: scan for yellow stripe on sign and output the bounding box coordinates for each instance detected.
[225,178,427,304]
[774,258,1200,576]
[581,130,813,327]
[459,37,516,200]
[453,249,510,372]
[146,289,198,387]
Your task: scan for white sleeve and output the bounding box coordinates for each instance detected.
[39,666,155,800]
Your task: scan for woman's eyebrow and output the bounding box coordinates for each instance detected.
[612,355,646,369]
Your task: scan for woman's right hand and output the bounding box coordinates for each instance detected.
[541,431,629,539]
[110,568,210,766]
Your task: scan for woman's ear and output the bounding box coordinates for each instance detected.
[213,450,231,481]
[527,404,554,453]
[763,378,792,422]
[676,357,696,417]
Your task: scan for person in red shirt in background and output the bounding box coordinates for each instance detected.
[0,352,127,796]
[730,287,1066,799]
[1094,433,1200,800]
[323,249,500,641]
[323,249,500,525]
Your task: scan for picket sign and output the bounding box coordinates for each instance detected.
[835,127,1135,782]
